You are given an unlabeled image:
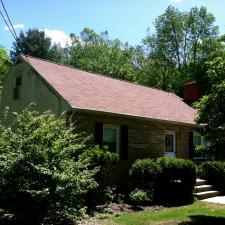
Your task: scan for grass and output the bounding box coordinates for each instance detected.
[99,202,225,225]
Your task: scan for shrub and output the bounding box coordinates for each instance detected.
[0,107,98,224]
[129,157,196,205]
[130,189,149,206]
[156,157,196,186]
[129,158,161,189]
[199,161,225,192]
[155,157,196,205]
[79,146,119,206]
[129,158,161,203]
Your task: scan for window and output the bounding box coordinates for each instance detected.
[193,135,201,146]
[165,131,176,156]
[193,131,208,147]
[103,125,120,153]
[16,76,22,86]
[13,76,22,100]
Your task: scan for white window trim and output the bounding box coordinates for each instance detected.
[103,124,120,153]
[164,131,176,156]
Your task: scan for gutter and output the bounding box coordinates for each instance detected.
[73,107,197,127]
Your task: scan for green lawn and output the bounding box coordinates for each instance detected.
[99,202,225,225]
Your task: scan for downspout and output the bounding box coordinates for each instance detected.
[66,108,76,126]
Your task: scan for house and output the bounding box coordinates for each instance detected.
[0,55,197,185]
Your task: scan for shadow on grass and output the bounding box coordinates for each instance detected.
[180,215,225,225]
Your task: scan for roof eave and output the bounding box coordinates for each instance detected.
[72,107,196,127]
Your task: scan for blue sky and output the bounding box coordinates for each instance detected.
[0,0,225,51]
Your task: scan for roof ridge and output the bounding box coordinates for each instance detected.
[21,54,178,96]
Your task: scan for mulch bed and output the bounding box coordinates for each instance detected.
[76,203,164,225]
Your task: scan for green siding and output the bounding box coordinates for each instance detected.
[0,61,71,124]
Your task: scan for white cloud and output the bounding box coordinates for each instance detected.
[4,23,25,30]
[170,0,183,3]
[41,28,72,48]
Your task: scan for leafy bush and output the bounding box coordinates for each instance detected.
[0,107,98,224]
[156,157,196,186]
[130,189,149,206]
[199,161,225,192]
[79,146,119,206]
[79,146,119,168]
[129,158,161,203]
[155,157,196,205]
[129,157,196,205]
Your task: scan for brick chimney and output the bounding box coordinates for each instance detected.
[183,81,200,104]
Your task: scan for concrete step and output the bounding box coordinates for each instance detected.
[196,179,207,186]
[196,190,222,200]
[195,185,213,193]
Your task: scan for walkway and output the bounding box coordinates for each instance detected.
[202,196,225,204]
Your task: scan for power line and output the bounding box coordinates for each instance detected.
[0,9,17,41]
[0,0,18,42]
[0,0,30,64]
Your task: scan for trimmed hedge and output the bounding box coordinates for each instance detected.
[156,157,196,205]
[199,161,225,192]
[129,158,161,189]
[129,157,196,205]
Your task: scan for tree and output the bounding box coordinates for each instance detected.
[0,107,98,224]
[143,6,220,94]
[195,57,225,159]
[0,46,10,91]
[69,28,138,82]
[48,44,70,64]
[10,29,52,61]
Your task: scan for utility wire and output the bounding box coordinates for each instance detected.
[0,10,17,41]
[0,0,61,116]
[0,0,19,41]
[0,0,30,64]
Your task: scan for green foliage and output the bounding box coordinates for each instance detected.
[156,157,196,186]
[206,57,225,88]
[69,28,138,82]
[156,157,196,205]
[143,6,220,94]
[79,145,119,167]
[10,29,52,61]
[199,161,225,192]
[195,144,208,158]
[0,107,98,223]
[129,189,149,206]
[102,186,118,204]
[79,146,119,205]
[129,158,161,191]
[48,44,70,64]
[195,54,225,160]
[195,81,225,159]
[129,157,196,205]
[0,46,10,91]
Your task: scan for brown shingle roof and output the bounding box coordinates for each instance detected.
[21,55,196,125]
